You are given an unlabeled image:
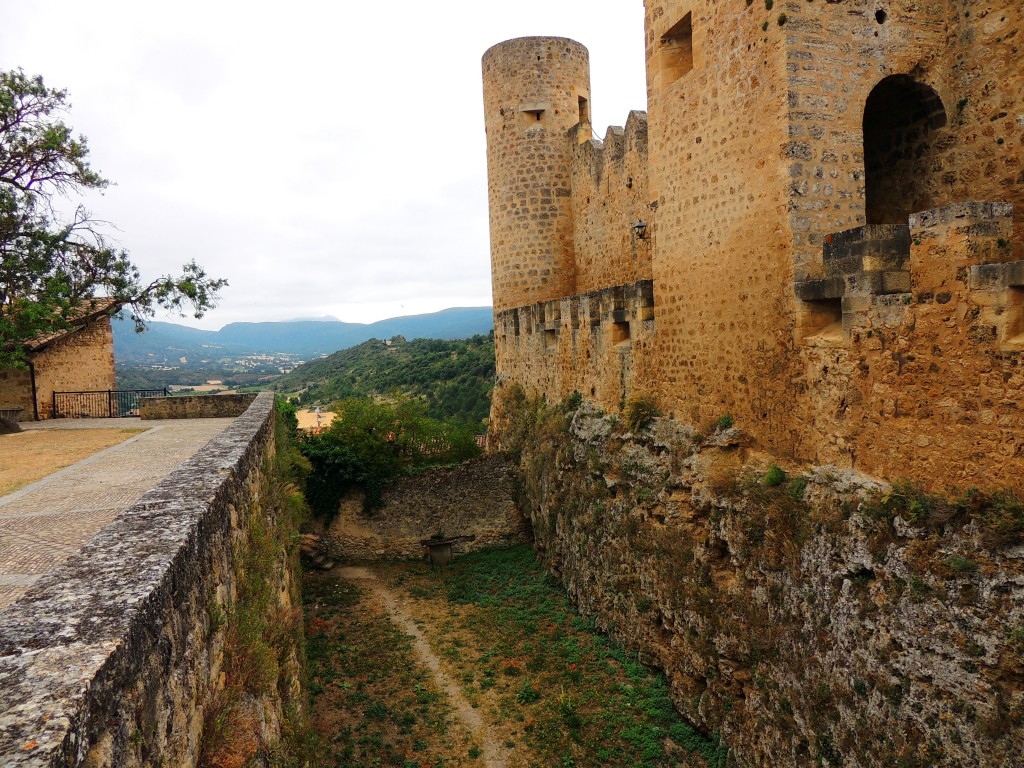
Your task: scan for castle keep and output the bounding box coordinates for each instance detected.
[483,1,1024,490]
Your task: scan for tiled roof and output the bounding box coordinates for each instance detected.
[25,297,121,352]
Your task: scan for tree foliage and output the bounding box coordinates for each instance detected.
[274,334,495,429]
[298,397,481,519]
[0,69,226,368]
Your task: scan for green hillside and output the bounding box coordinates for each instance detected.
[273,334,495,428]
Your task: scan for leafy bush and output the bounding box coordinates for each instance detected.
[562,390,583,413]
[714,413,734,431]
[298,397,481,519]
[762,464,787,487]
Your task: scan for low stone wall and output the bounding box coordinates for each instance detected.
[140,392,257,419]
[0,392,302,767]
[515,401,1024,767]
[319,455,523,560]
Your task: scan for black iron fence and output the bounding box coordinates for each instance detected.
[52,389,169,419]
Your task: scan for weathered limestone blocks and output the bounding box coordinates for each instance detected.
[0,393,299,767]
[140,392,258,419]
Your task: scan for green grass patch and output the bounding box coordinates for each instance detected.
[439,545,726,767]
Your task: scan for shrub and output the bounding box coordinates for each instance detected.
[298,396,481,519]
[562,390,583,413]
[714,413,734,431]
[945,555,978,575]
[762,464,787,487]
[516,681,541,704]
[623,396,660,432]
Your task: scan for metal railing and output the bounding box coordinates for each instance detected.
[52,389,169,419]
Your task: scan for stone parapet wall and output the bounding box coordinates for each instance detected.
[0,392,300,767]
[515,401,1024,767]
[140,392,258,419]
[318,454,522,561]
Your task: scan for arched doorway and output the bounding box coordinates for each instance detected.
[863,75,948,225]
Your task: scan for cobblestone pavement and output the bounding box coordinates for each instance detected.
[0,418,233,611]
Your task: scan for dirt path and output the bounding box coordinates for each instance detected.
[337,566,511,768]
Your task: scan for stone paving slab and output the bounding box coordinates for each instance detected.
[0,418,233,610]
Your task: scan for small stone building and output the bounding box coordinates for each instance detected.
[0,299,118,420]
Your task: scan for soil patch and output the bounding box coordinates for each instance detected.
[0,428,143,496]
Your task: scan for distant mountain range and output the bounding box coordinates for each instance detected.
[113,307,494,364]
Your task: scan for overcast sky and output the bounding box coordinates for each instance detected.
[1,1,647,329]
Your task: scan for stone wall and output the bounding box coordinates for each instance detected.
[0,393,304,767]
[797,202,1024,490]
[0,367,32,420]
[514,400,1024,767]
[570,111,652,294]
[642,0,802,444]
[317,454,522,561]
[484,0,1024,492]
[140,392,258,420]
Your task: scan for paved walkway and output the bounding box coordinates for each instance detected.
[0,417,234,611]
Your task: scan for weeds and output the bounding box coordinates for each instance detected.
[303,574,464,767]
[437,545,728,767]
[860,482,1024,548]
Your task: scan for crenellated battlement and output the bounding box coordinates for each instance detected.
[494,279,655,406]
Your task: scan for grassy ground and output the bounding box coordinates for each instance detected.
[303,545,725,768]
[0,428,142,496]
[304,574,477,767]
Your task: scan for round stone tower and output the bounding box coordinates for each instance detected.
[482,37,591,313]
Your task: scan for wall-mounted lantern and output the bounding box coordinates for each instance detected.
[632,219,648,239]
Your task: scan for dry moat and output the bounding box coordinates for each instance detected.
[300,546,725,768]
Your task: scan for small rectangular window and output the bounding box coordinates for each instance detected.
[659,13,693,87]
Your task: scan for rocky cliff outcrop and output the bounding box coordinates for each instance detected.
[513,400,1023,767]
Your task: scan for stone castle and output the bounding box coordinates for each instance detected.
[482,0,1024,490]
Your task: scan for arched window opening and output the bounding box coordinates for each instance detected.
[863,75,947,225]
